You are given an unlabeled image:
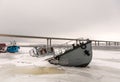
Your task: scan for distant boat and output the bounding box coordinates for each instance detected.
[6,41,20,53]
[29,46,55,57]
[48,40,92,67]
[7,46,20,53]
[0,43,6,53]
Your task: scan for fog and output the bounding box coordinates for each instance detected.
[0,0,120,41]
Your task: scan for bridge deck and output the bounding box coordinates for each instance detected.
[0,34,120,47]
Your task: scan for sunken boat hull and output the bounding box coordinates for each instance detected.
[49,41,92,67]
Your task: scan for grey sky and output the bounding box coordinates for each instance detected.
[0,0,120,41]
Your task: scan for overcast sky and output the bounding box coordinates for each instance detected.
[0,0,120,41]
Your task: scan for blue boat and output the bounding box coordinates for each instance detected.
[7,46,20,53]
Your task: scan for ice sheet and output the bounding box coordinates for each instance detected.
[0,48,120,82]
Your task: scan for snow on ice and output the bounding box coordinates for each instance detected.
[0,47,120,82]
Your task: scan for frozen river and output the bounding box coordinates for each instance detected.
[0,48,120,82]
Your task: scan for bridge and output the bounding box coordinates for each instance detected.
[0,34,120,47]
[92,40,120,46]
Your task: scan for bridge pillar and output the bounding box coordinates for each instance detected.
[76,40,79,45]
[116,42,119,46]
[98,41,99,46]
[95,41,97,46]
[106,41,111,46]
[106,41,107,46]
[118,42,119,46]
[114,42,116,46]
[47,38,52,49]
[108,42,111,46]
[50,39,52,47]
